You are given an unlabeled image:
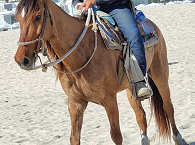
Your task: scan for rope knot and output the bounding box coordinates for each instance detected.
[42,64,48,72]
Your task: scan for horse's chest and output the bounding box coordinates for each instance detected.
[67,80,106,104]
[79,80,107,103]
[59,72,116,104]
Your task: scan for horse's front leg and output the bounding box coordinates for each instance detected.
[126,89,150,145]
[104,96,123,145]
[68,97,88,145]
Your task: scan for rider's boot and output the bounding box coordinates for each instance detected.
[129,49,153,100]
[135,80,153,100]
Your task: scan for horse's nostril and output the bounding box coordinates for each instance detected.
[22,57,30,66]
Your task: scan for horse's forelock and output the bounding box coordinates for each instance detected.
[16,0,41,18]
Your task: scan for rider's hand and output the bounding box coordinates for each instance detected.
[78,0,96,11]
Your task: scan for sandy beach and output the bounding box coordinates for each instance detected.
[0,3,195,145]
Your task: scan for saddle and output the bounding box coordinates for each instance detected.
[95,10,158,51]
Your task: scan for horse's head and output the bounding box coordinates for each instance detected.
[14,0,53,70]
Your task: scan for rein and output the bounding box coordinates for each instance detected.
[17,6,97,74]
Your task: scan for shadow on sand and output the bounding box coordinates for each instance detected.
[189,142,195,145]
[168,62,179,65]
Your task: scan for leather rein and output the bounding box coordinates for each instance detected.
[17,5,97,74]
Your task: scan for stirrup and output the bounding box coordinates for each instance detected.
[135,81,152,101]
[136,74,153,101]
[136,94,151,101]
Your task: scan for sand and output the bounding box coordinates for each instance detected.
[0,3,194,145]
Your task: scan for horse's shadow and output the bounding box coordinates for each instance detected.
[168,62,179,65]
[189,142,195,145]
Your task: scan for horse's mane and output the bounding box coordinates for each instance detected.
[16,0,39,16]
[15,0,83,22]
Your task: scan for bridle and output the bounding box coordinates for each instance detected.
[17,4,98,74]
[18,4,48,56]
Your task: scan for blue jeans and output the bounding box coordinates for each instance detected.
[104,6,147,75]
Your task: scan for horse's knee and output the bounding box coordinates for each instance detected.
[136,108,146,121]
[110,127,123,145]
[163,100,174,113]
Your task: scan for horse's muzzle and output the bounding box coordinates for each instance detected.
[15,56,34,70]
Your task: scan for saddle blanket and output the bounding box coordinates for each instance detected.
[95,10,158,51]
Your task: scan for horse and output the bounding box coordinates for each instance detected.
[14,0,188,145]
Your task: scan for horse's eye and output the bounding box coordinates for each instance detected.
[35,15,41,21]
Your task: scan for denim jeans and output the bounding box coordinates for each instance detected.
[104,6,147,75]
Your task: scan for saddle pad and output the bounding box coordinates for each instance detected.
[95,11,158,50]
[96,11,116,26]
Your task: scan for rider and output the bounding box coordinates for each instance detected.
[72,0,152,100]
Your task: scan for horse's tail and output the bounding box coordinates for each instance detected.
[148,77,171,139]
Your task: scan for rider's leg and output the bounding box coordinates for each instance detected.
[108,6,146,75]
[107,6,152,99]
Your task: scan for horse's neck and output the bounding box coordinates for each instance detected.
[47,0,92,74]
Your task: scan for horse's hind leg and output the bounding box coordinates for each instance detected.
[151,73,188,145]
[68,97,88,145]
[150,54,188,145]
[104,96,123,145]
[126,89,150,145]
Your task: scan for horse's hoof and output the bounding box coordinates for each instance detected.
[173,133,188,145]
[141,134,150,145]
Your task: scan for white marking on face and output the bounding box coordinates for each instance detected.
[21,8,25,18]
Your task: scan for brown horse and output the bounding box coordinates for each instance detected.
[14,0,188,145]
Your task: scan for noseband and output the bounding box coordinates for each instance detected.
[17,6,97,73]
